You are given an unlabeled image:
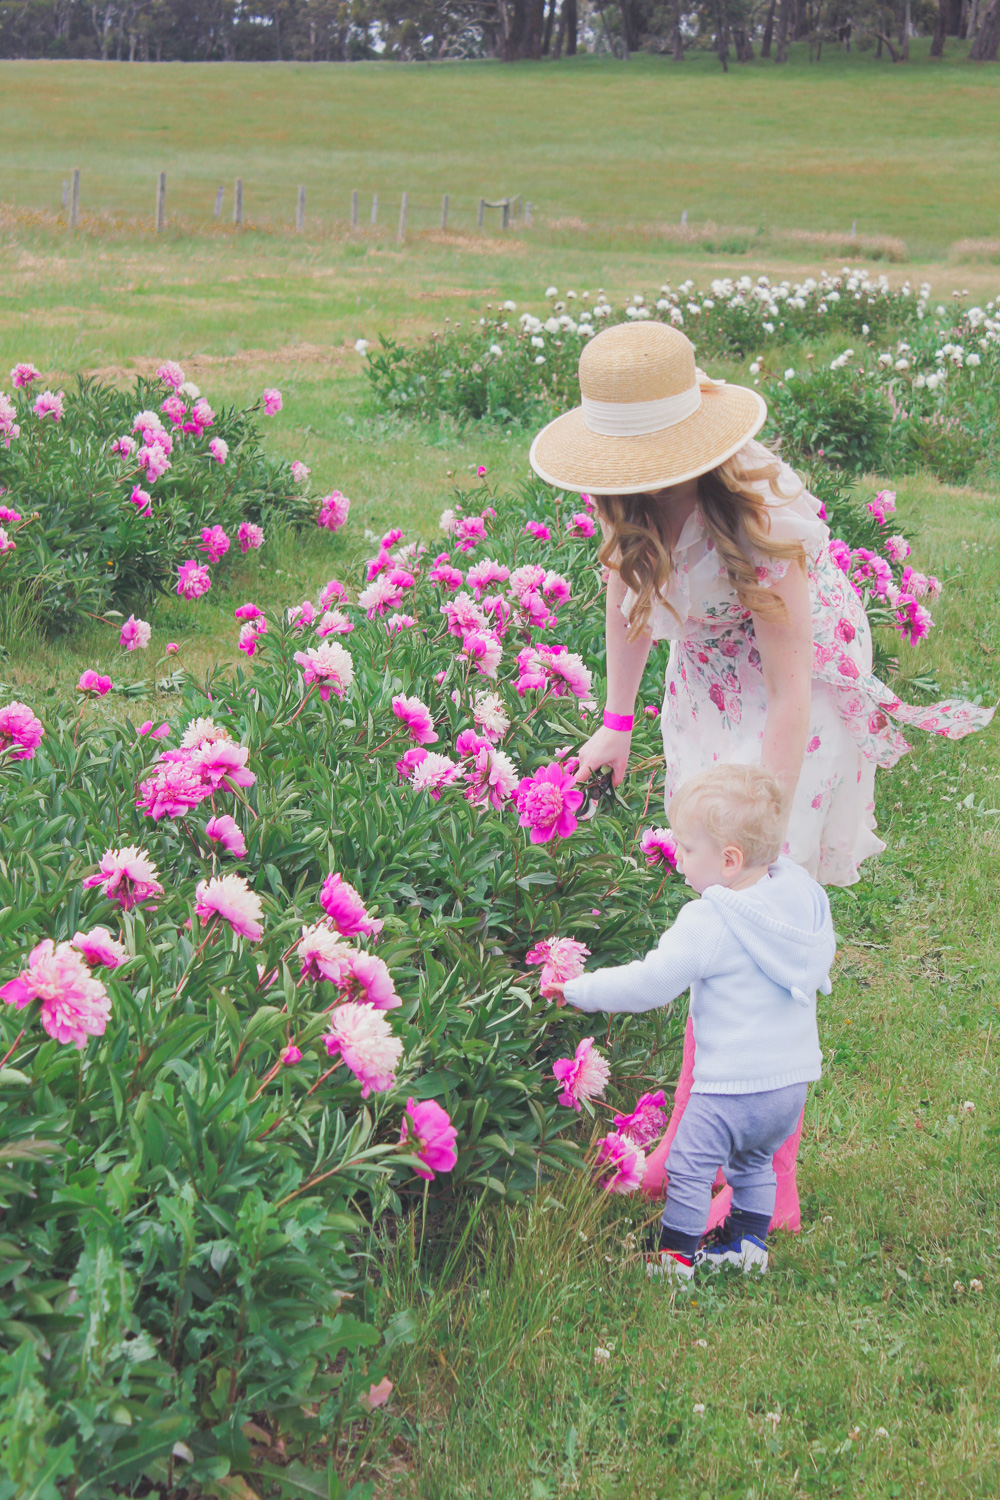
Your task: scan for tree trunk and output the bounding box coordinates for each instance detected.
[542,0,557,53]
[970,0,1000,53]
[966,0,980,34]
[898,0,910,57]
[617,0,631,57]
[876,29,901,57]
[716,1,729,68]
[775,0,790,59]
[594,0,617,53]
[761,0,776,55]
[672,20,684,56]
[553,0,566,56]
[930,0,946,52]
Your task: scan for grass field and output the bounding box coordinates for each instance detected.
[2,53,1000,1495]
[2,43,1000,253]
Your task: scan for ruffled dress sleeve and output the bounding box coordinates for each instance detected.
[738,440,829,588]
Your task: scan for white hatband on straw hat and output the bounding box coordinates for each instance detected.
[529,321,768,495]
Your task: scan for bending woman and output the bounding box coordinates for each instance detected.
[529,320,994,1229]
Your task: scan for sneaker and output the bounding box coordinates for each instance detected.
[698,1230,768,1275]
[645,1248,696,1283]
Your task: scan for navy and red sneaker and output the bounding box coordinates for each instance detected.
[698,1221,768,1275]
[645,1248,696,1283]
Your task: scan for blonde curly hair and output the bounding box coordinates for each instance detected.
[594,448,807,641]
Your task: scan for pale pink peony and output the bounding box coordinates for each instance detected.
[129,485,152,516]
[238,521,264,553]
[454,514,487,552]
[137,444,171,483]
[298,923,355,986]
[291,460,311,483]
[613,1090,668,1150]
[195,873,263,940]
[867,489,897,525]
[208,437,229,465]
[399,1098,458,1180]
[525,936,590,998]
[191,738,255,791]
[33,390,64,421]
[238,618,266,656]
[464,743,519,811]
[78,670,112,697]
[161,394,187,426]
[640,827,679,869]
[0,701,44,760]
[321,1002,402,1096]
[176,560,212,600]
[466,557,511,600]
[319,578,346,609]
[441,591,487,638]
[553,1037,611,1111]
[480,593,512,636]
[112,434,136,458]
[472,689,510,742]
[71,926,127,970]
[0,527,14,554]
[0,392,19,448]
[180,717,232,750]
[10,362,41,388]
[156,360,185,389]
[385,613,416,634]
[348,950,401,1009]
[321,872,384,938]
[567,511,596,537]
[594,1132,647,1194]
[539,645,591,699]
[288,601,317,632]
[460,628,503,680]
[317,491,350,531]
[515,763,585,844]
[262,387,283,416]
[120,615,151,651]
[391,694,437,746]
[198,525,231,563]
[358,575,403,618]
[408,752,461,799]
[294,641,355,700]
[83,845,163,910]
[0,939,111,1049]
[884,534,911,563]
[136,758,210,820]
[205,814,247,858]
[317,608,354,638]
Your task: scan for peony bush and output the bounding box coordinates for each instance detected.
[0,363,314,635]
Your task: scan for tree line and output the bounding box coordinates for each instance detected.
[1,0,997,65]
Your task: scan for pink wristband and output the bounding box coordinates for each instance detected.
[603,710,634,732]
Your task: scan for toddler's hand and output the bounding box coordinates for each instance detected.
[544,983,567,1007]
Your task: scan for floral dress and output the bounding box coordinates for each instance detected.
[624,441,995,887]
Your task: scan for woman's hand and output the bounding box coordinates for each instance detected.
[574,726,633,786]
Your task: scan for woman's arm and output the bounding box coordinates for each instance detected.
[752,562,814,815]
[575,568,653,786]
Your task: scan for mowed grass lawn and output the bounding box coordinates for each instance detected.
[1,43,999,251]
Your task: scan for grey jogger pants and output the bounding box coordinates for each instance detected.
[661,1082,809,1237]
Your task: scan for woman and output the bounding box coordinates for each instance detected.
[529,320,993,1230]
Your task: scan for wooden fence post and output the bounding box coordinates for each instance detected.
[398,192,408,243]
[477,197,485,231]
[296,186,306,232]
[69,168,80,229]
[441,193,449,230]
[233,178,243,227]
[155,171,166,233]
[214,186,224,219]
[351,189,359,228]
[371,193,378,226]
[501,198,510,231]
[525,201,533,228]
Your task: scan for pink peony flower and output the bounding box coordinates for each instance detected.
[406,751,461,799]
[83,845,163,910]
[613,1090,668,1150]
[894,594,934,645]
[33,390,64,421]
[319,578,346,609]
[0,527,14,554]
[884,534,911,563]
[640,827,678,869]
[78,670,112,697]
[136,758,211,820]
[238,618,266,656]
[191,738,255,791]
[429,553,465,591]
[460,628,503,680]
[294,641,355,700]
[867,489,897,525]
[385,613,416,634]
[112,434,136,458]
[298,923,355,986]
[176,559,212,600]
[567,512,596,538]
[321,1002,402,1096]
[523,520,551,541]
[156,360,185,389]
[399,1098,458,1180]
[238,521,264,553]
[0,505,22,524]
[525,935,590,998]
[357,575,403,619]
[516,763,585,844]
[71,926,127,970]
[161,394,187,426]
[235,602,263,621]
[317,491,350,531]
[476,464,487,477]
[129,485,152,517]
[472,689,509,742]
[262,387,282,416]
[553,1036,611,1111]
[453,514,487,552]
[1,939,111,1049]
[205,814,247,858]
[317,608,354,637]
[0,701,44,760]
[280,1042,302,1066]
[441,592,488,638]
[0,392,19,448]
[644,704,659,718]
[321,872,384,938]
[594,1132,647,1194]
[480,594,512,636]
[137,444,171,483]
[466,558,511,600]
[166,642,179,654]
[291,460,310,483]
[119,615,151,652]
[464,742,519,811]
[542,571,572,607]
[392,694,438,745]
[362,1378,393,1411]
[198,525,231,563]
[137,720,170,739]
[348,950,401,1009]
[207,437,229,465]
[288,600,317,632]
[10,362,41,388]
[194,873,263,940]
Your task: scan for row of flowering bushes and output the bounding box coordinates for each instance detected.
[0,362,315,636]
[362,276,1000,486]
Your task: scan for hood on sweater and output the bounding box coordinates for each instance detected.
[702,857,835,1006]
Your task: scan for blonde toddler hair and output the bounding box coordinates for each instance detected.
[669,764,785,868]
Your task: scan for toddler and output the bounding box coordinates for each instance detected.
[559,764,836,1281]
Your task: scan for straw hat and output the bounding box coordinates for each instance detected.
[529,321,767,495]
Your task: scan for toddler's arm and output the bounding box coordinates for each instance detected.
[562,901,721,1015]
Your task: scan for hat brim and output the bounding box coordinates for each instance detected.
[528,383,768,495]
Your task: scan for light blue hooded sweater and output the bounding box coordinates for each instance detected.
[563,858,836,1095]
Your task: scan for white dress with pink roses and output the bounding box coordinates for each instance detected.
[626,441,995,887]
